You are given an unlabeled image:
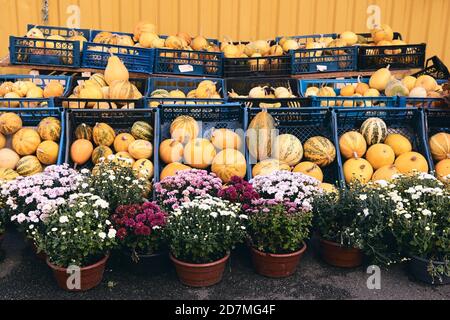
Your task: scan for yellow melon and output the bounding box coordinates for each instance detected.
[429,132,450,162]
[372,164,399,181]
[394,152,429,174]
[183,138,216,169]
[365,143,395,170]
[160,162,191,180]
[252,159,291,177]
[133,159,154,179]
[293,161,324,182]
[210,128,242,150]
[211,149,247,183]
[113,133,135,152]
[36,140,59,165]
[384,133,412,157]
[12,128,41,156]
[128,140,153,160]
[339,131,367,159]
[435,159,450,182]
[0,113,22,135]
[343,158,374,184]
[319,183,337,193]
[0,148,20,169]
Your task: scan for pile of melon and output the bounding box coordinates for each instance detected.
[148,80,222,107]
[64,55,142,109]
[0,112,61,180]
[0,78,65,108]
[305,67,443,107]
[429,132,450,182]
[228,85,297,99]
[70,121,154,180]
[159,115,246,183]
[247,110,337,192]
[340,117,429,184]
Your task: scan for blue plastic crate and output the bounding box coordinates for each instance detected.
[275,33,338,45]
[423,108,450,173]
[226,77,311,108]
[334,107,433,185]
[155,103,246,183]
[65,109,156,171]
[0,74,72,97]
[55,76,147,109]
[9,25,89,68]
[298,78,397,107]
[397,80,448,109]
[246,107,341,185]
[0,107,66,165]
[146,76,227,105]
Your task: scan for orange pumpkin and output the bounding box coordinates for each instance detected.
[71,139,94,165]
[394,152,429,174]
[183,138,216,169]
[12,128,41,156]
[113,133,135,152]
[211,149,247,182]
[170,116,199,144]
[160,162,191,180]
[43,81,64,98]
[343,158,374,184]
[210,128,242,150]
[36,140,59,165]
[159,139,184,164]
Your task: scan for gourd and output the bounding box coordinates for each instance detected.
[372,164,399,182]
[252,159,291,177]
[37,117,61,142]
[159,139,184,163]
[343,158,374,184]
[36,140,59,165]
[0,168,19,181]
[43,81,64,98]
[394,152,429,174]
[128,140,153,160]
[89,73,108,88]
[360,117,388,146]
[113,133,135,152]
[114,152,135,167]
[93,123,116,146]
[271,134,303,166]
[429,132,450,161]
[109,80,135,100]
[0,148,20,169]
[92,146,113,165]
[183,138,216,169]
[79,85,103,107]
[75,123,93,141]
[12,128,41,156]
[293,162,324,182]
[131,121,153,141]
[160,162,191,180]
[435,159,450,182]
[303,136,336,167]
[339,131,367,159]
[133,159,154,179]
[247,110,276,161]
[415,75,438,92]
[0,113,22,135]
[71,139,94,165]
[170,116,199,144]
[365,143,395,170]
[104,54,129,85]
[16,156,43,177]
[369,66,391,91]
[210,128,242,150]
[384,133,412,157]
[385,79,409,97]
[211,149,247,183]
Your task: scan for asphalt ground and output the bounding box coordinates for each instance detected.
[0,230,448,300]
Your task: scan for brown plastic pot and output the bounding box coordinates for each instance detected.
[250,242,307,278]
[319,238,363,268]
[170,254,229,287]
[47,254,109,292]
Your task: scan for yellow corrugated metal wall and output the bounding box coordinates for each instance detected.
[1,0,450,68]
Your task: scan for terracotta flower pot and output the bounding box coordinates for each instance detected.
[250,242,307,278]
[47,254,109,292]
[319,238,363,268]
[409,255,450,285]
[170,254,229,287]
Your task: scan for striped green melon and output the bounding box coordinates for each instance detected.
[271,134,303,166]
[92,145,113,164]
[93,123,116,146]
[37,117,61,142]
[252,159,291,177]
[303,136,336,167]
[131,121,153,141]
[16,156,43,177]
[75,123,93,141]
[360,118,388,146]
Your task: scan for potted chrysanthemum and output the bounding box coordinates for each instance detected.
[248,171,320,278]
[154,169,223,211]
[386,172,450,285]
[33,192,117,291]
[164,195,247,287]
[112,201,168,269]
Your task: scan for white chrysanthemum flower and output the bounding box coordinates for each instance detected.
[107,229,116,239]
[59,216,69,223]
[98,232,106,240]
